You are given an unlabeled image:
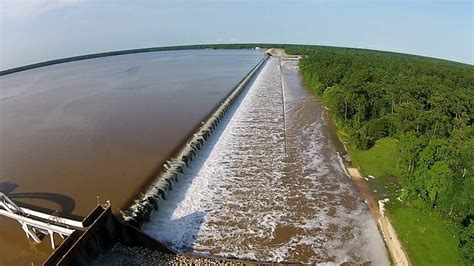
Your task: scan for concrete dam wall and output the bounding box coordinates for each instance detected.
[46,55,388,264]
[120,55,270,227]
[44,55,269,264]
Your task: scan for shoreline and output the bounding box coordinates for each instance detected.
[345,165,410,265]
[328,110,409,265]
[282,47,410,265]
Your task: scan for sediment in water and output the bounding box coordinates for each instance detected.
[140,57,389,264]
[120,55,269,227]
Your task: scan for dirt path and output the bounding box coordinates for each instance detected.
[347,167,410,266]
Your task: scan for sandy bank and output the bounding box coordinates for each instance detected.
[346,166,410,265]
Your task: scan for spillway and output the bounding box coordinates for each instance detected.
[142,57,389,264]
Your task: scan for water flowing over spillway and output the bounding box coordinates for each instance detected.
[142,58,389,264]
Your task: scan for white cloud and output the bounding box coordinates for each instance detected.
[0,0,88,21]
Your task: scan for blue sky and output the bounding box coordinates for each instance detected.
[0,0,472,69]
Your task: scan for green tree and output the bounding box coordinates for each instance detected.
[426,161,453,208]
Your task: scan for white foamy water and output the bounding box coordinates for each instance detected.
[142,58,388,264]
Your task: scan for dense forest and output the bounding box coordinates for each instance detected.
[296,47,474,263]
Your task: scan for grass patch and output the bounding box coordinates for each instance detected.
[388,206,460,266]
[318,91,462,265]
[336,134,461,265]
[350,137,399,179]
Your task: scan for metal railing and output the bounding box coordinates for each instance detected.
[0,192,84,249]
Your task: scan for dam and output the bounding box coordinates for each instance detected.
[1,49,389,264]
[140,57,389,264]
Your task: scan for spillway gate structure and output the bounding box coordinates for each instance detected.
[120,54,270,226]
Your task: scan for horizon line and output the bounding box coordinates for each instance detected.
[1,43,472,76]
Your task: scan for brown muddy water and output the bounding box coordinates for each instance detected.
[0,49,263,265]
[142,58,389,264]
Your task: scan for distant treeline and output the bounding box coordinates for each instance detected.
[2,43,466,76]
[0,43,276,76]
[297,47,474,262]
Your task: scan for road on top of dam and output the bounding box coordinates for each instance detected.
[142,57,389,264]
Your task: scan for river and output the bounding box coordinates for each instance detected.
[0,49,263,264]
[142,57,389,264]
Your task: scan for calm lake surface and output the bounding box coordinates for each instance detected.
[0,49,263,264]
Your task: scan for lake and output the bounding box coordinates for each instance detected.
[0,49,263,264]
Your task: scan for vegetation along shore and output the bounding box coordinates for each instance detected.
[292,46,473,265]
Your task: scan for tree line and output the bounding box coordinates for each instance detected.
[0,43,287,75]
[295,47,473,263]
